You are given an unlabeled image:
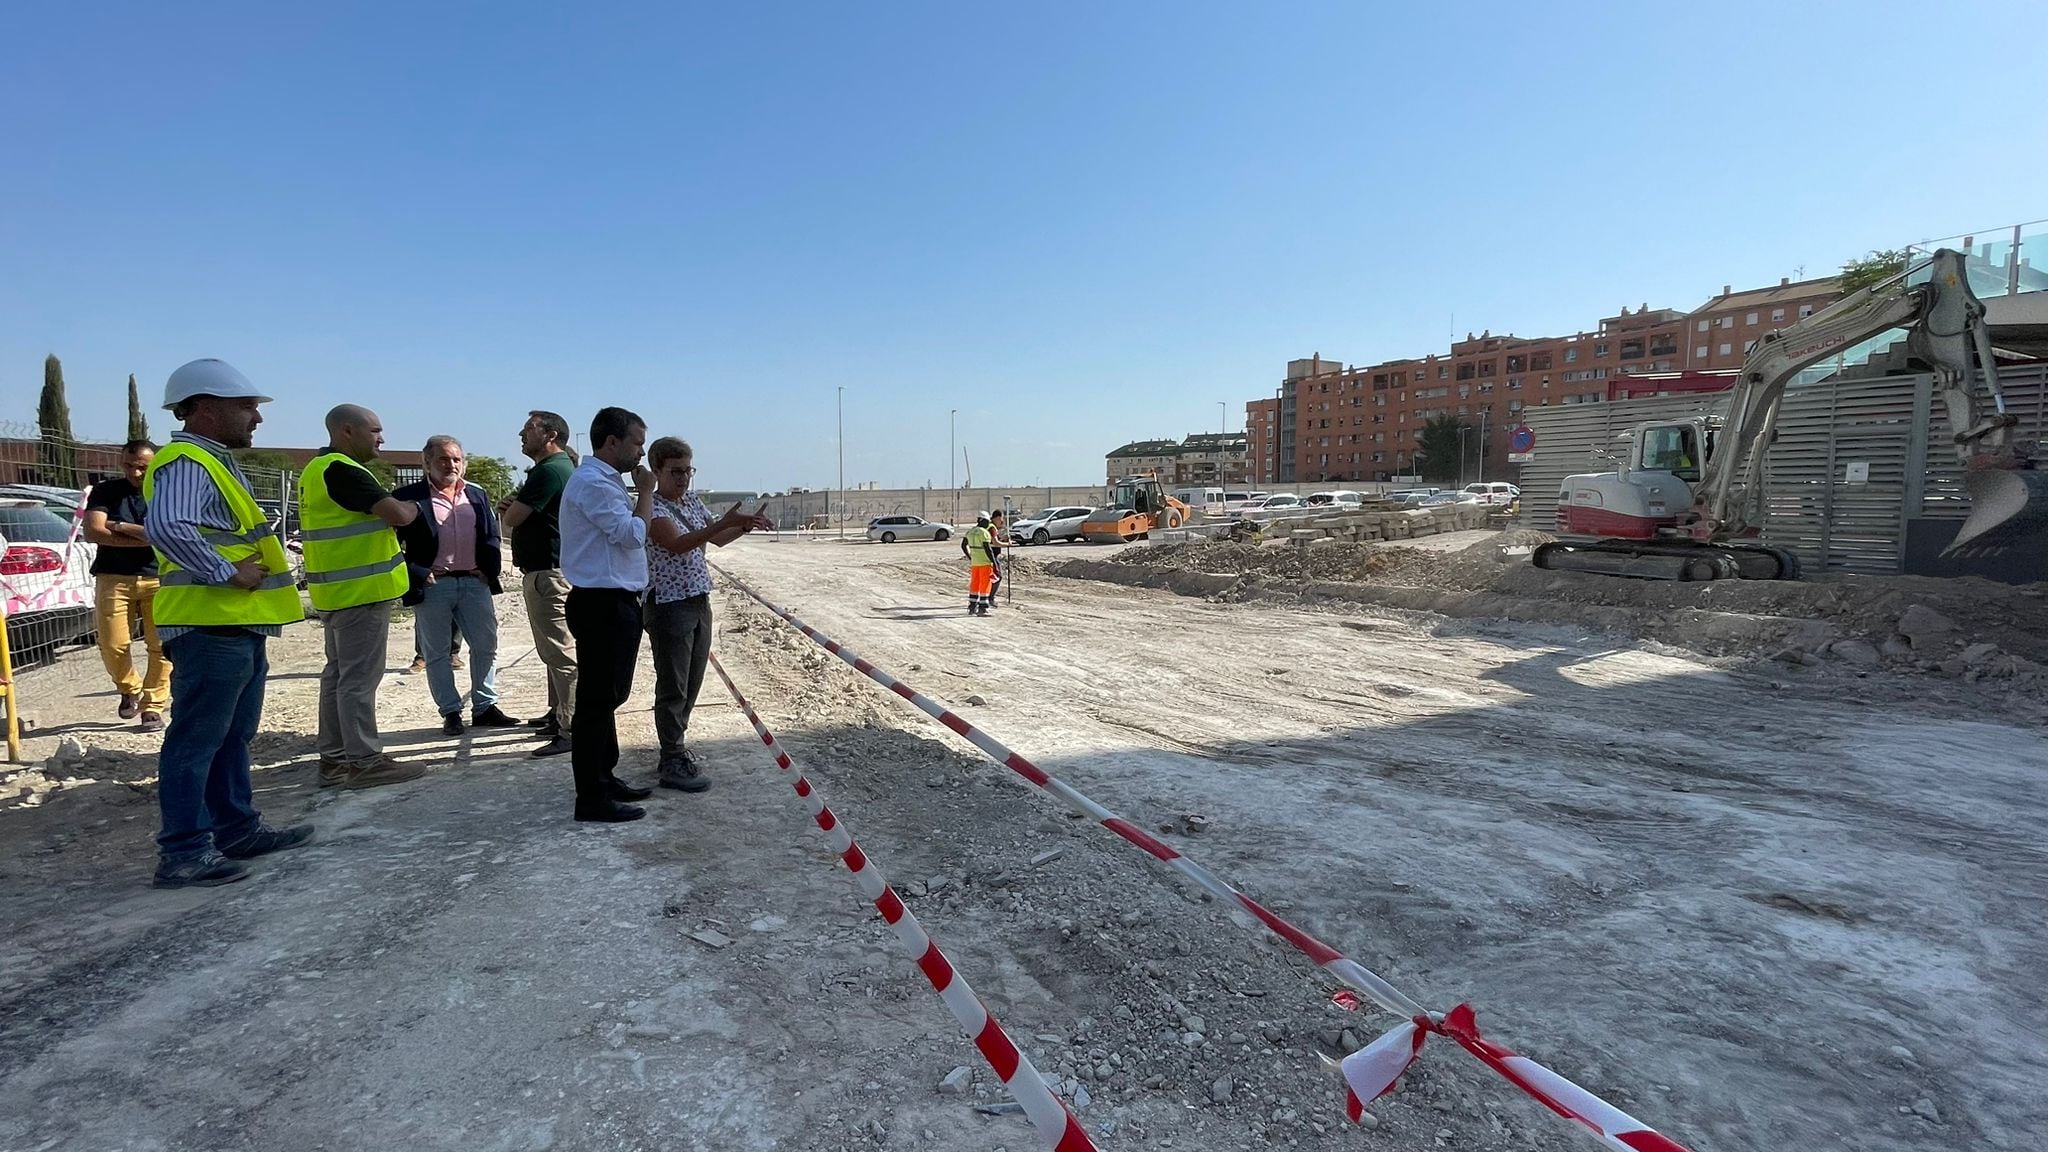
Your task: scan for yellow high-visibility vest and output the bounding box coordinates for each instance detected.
[142,442,304,627]
[297,453,407,611]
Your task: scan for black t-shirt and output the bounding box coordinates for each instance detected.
[87,478,157,577]
[324,459,394,515]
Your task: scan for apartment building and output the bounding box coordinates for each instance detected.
[1104,439,1182,483]
[1103,434,1250,486]
[1253,274,1844,485]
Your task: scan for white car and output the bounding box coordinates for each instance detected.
[1010,506,1094,545]
[1387,488,1440,505]
[1221,491,1270,514]
[1231,493,1303,520]
[1419,491,1482,507]
[1304,490,1364,508]
[0,499,98,662]
[1460,482,1520,507]
[866,515,955,543]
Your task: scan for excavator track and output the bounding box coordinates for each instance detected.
[1531,539,1800,581]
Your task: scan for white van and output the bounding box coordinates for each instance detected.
[1221,490,1270,514]
[1461,482,1520,507]
[1171,487,1226,516]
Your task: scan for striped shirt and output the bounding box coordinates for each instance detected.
[145,431,284,641]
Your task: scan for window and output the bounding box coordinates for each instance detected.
[1594,343,1610,357]
[1649,335,1676,357]
[1456,362,1476,380]
[1744,340,1757,354]
[1372,414,1383,424]
[1695,346,1708,358]
[1799,305,1814,318]
[1505,354,1527,373]
[1620,339,1645,360]
[1718,343,1732,356]
[1530,351,1552,371]
[1696,319,1710,332]
[1508,399,1524,412]
[1478,360,1496,377]
[1771,308,1785,322]
[1373,373,1387,386]
[1746,311,1759,326]
[1718,316,1734,329]
[1319,382,1329,392]
[1398,412,1407,423]
[1564,347,1579,363]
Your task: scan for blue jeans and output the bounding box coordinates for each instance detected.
[157,630,268,862]
[415,576,498,717]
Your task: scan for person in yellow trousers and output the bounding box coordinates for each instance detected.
[142,359,314,889]
[299,405,429,790]
[83,438,171,732]
[960,511,1001,616]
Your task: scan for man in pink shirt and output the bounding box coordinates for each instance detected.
[392,435,521,736]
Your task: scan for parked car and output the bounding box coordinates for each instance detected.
[1231,493,1304,520]
[1460,482,1521,507]
[0,500,98,662]
[1418,491,1481,506]
[865,515,954,543]
[1304,490,1364,507]
[1221,491,1270,514]
[1009,506,1095,545]
[1386,487,1440,505]
[0,484,84,516]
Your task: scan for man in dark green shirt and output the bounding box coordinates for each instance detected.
[499,409,579,754]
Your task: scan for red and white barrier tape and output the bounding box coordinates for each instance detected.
[712,564,1699,1152]
[708,652,1098,1152]
[1,486,95,617]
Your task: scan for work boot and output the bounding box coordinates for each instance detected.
[533,717,562,739]
[346,755,427,790]
[118,693,140,720]
[318,757,347,788]
[139,712,165,733]
[442,713,465,736]
[526,713,553,728]
[153,851,250,889]
[531,735,572,758]
[405,655,426,675]
[219,823,316,860]
[472,705,521,728]
[658,752,709,793]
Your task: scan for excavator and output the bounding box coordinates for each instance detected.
[1533,248,2043,580]
[1080,474,1191,543]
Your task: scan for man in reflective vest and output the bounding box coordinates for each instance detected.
[142,359,313,889]
[299,404,429,791]
[960,511,1001,616]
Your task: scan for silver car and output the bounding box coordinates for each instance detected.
[1009,506,1094,545]
[866,515,955,543]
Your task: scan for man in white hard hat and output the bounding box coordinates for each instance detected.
[142,359,314,888]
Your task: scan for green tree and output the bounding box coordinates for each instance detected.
[1839,248,1909,294]
[126,374,150,442]
[38,355,79,487]
[1415,414,1467,483]
[363,457,398,489]
[464,454,517,501]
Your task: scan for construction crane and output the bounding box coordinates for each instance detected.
[1533,248,2041,580]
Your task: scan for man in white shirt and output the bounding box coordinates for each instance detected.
[558,406,656,823]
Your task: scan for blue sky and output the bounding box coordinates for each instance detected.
[4,1,2044,491]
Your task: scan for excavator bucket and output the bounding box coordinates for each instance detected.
[1949,470,2048,551]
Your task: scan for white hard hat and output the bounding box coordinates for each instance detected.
[163,358,271,410]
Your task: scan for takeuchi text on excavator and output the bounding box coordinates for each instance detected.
[1080,475,1191,543]
[1534,248,2044,581]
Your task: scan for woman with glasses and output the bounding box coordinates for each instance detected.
[643,437,770,791]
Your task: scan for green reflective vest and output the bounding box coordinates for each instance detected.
[297,453,408,611]
[142,442,305,628]
[965,525,995,566]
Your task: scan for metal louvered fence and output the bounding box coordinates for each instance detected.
[1515,364,2048,576]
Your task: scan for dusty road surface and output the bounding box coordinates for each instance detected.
[2,534,2044,1152]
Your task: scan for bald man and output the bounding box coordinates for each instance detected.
[297,406,426,790]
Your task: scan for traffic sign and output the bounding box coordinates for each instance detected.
[1509,425,1536,453]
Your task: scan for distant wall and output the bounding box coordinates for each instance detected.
[753,480,1407,529]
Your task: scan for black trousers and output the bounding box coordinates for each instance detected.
[566,587,643,805]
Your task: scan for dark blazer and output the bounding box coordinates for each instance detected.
[390,480,504,607]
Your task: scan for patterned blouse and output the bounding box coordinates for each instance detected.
[649,491,715,603]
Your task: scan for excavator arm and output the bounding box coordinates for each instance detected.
[1692,248,2024,540]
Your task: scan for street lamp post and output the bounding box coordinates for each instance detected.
[837,385,845,540]
[1458,426,1470,489]
[1217,401,1226,433]
[949,408,957,527]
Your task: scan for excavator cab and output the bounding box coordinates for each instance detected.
[1634,423,1705,484]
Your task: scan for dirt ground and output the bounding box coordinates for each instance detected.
[2,535,2045,1152]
